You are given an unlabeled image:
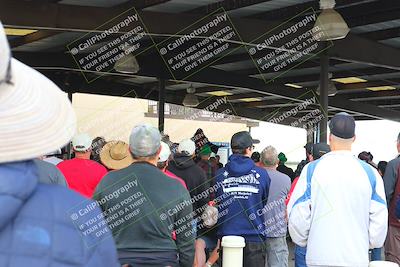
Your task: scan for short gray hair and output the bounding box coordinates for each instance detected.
[261,146,279,167]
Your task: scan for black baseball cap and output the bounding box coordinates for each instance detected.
[231,131,259,149]
[304,143,313,154]
[312,143,330,160]
[329,112,355,139]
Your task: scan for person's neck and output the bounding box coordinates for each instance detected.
[331,146,352,152]
[133,159,157,166]
[75,152,90,159]
[264,165,277,171]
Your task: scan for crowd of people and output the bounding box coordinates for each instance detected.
[1,21,400,267]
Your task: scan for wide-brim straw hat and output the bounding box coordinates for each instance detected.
[0,21,76,163]
[100,141,133,170]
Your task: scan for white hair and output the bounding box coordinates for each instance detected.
[261,146,279,167]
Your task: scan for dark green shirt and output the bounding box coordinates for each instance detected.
[94,162,195,267]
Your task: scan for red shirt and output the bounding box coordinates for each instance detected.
[164,170,187,190]
[163,169,188,241]
[286,176,299,205]
[57,158,107,198]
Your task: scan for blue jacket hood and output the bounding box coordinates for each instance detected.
[0,160,120,267]
[0,161,37,231]
[226,154,255,176]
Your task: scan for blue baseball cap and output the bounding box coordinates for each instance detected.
[329,112,355,139]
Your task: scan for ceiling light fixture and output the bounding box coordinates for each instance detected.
[332,77,368,84]
[316,73,338,96]
[4,28,37,36]
[312,0,350,41]
[367,86,396,91]
[207,91,233,96]
[285,83,303,89]
[114,49,140,74]
[183,85,199,107]
[239,98,262,102]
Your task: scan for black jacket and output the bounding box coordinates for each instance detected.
[168,154,210,221]
[277,163,296,181]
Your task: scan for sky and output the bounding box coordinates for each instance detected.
[251,119,400,165]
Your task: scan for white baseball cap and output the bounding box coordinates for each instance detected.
[72,133,92,152]
[158,142,171,163]
[178,139,196,156]
[0,21,76,163]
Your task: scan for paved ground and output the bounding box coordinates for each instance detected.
[288,240,295,267]
[264,239,295,267]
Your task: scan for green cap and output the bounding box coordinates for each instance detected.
[199,145,212,156]
[278,152,287,163]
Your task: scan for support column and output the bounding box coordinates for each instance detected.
[67,91,73,159]
[306,124,314,144]
[158,78,166,134]
[315,123,321,143]
[319,42,329,143]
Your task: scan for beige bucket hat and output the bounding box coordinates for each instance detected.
[100,141,133,170]
[0,21,76,163]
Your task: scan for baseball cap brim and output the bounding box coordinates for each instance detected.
[0,58,76,163]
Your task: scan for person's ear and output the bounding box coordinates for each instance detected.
[156,146,162,157]
[352,135,356,143]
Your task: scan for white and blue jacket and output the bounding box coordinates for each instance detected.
[287,151,388,267]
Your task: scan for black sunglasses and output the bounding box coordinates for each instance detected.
[0,54,12,85]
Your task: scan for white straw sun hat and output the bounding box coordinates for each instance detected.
[0,21,76,163]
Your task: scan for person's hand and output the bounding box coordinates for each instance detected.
[193,253,198,267]
[207,240,221,264]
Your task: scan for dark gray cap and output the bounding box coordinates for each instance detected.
[129,124,161,157]
[329,112,355,139]
[231,131,259,149]
[312,143,330,160]
[304,143,313,154]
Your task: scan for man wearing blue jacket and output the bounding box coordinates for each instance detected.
[215,131,271,267]
[0,21,119,267]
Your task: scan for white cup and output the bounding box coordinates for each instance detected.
[369,261,399,267]
[221,236,246,267]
